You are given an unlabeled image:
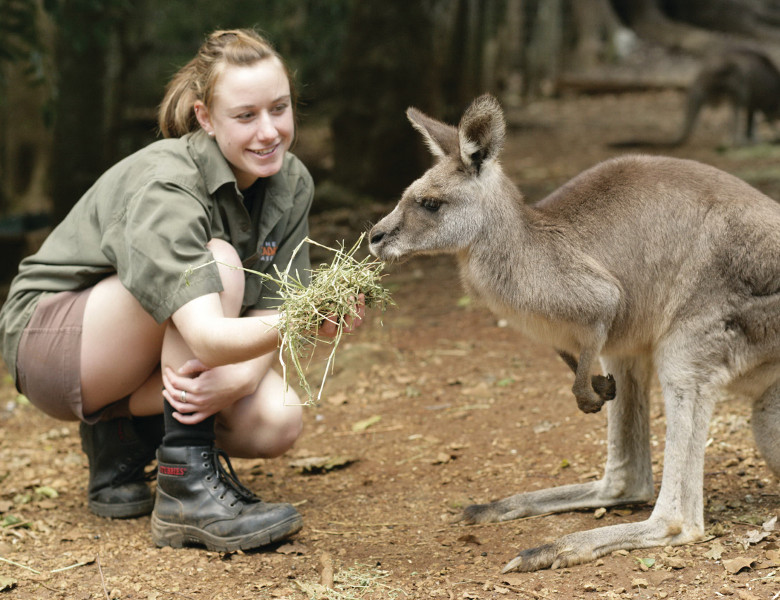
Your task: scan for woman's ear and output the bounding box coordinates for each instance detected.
[194,101,215,136]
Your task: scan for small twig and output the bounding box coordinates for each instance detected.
[333,425,404,437]
[149,585,199,600]
[50,559,94,573]
[327,520,412,528]
[0,555,41,574]
[462,511,557,526]
[97,554,109,600]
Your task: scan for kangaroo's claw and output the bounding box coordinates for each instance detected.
[591,373,616,401]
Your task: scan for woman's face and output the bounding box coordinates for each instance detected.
[195,58,294,189]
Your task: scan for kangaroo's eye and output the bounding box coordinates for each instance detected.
[419,198,442,212]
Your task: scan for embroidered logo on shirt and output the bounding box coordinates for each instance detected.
[260,241,278,262]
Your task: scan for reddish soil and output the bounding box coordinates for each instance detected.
[1,90,779,599]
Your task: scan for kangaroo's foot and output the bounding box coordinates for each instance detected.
[501,517,704,572]
[461,479,653,525]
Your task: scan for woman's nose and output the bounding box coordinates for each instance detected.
[256,112,277,141]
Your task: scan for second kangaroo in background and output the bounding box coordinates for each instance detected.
[676,46,780,146]
[609,47,780,148]
[369,95,780,572]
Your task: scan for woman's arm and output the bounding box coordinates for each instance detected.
[171,294,281,367]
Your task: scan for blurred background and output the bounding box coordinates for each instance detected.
[3,0,780,286]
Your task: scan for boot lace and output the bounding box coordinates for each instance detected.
[208,448,260,506]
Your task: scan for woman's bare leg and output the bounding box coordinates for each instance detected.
[216,357,303,458]
[80,275,166,417]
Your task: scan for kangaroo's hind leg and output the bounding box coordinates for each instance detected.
[463,354,654,525]
[503,351,718,572]
[752,380,780,476]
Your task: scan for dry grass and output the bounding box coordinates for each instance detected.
[185,234,394,403]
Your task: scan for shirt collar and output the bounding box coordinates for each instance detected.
[186,129,237,195]
[186,129,296,207]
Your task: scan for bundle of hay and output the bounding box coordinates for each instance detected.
[186,233,394,403]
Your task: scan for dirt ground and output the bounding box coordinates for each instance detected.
[2,89,780,600]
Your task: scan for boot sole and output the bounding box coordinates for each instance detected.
[150,512,303,552]
[89,497,155,519]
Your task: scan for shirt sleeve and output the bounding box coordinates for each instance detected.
[101,180,224,323]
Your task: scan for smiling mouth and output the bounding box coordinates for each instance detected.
[250,144,278,157]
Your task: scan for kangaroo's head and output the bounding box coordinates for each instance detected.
[369,94,508,262]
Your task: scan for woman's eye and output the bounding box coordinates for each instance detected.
[272,103,289,114]
[420,198,442,212]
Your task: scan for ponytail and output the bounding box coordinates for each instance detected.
[157,29,295,138]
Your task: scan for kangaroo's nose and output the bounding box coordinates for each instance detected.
[369,229,385,246]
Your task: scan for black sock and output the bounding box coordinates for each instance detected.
[162,399,216,447]
[133,414,165,448]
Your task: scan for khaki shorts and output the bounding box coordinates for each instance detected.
[16,288,122,424]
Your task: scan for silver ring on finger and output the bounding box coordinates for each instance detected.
[180,389,187,403]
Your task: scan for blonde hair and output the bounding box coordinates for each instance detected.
[158,29,295,138]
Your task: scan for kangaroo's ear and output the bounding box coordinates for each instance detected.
[407,107,459,159]
[458,94,506,175]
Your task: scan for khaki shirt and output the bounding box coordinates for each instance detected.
[0,129,314,383]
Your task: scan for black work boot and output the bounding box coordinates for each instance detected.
[80,417,158,518]
[151,445,302,551]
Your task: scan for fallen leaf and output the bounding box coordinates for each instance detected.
[762,515,777,531]
[704,542,725,560]
[636,557,655,569]
[352,415,381,432]
[721,556,756,574]
[533,421,557,434]
[0,576,16,591]
[500,573,525,587]
[288,456,357,474]
[765,549,780,566]
[431,452,453,465]
[663,556,687,569]
[326,392,347,406]
[456,295,472,307]
[457,534,481,545]
[740,529,770,550]
[276,541,307,555]
[34,486,58,499]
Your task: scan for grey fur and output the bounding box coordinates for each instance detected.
[369,94,780,572]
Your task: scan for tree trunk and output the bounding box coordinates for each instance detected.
[331,0,435,199]
[49,3,110,224]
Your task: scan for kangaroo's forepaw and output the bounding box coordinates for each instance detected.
[591,373,616,401]
[502,542,593,573]
[576,393,606,414]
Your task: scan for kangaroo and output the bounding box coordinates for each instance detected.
[610,47,780,148]
[676,47,780,146]
[368,94,780,572]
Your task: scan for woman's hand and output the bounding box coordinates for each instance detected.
[162,358,261,424]
[317,293,366,338]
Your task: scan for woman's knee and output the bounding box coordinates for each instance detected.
[258,407,303,458]
[217,404,302,458]
[216,373,304,458]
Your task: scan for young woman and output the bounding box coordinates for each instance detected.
[0,28,364,552]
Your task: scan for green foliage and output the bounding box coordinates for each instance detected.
[0,0,41,83]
